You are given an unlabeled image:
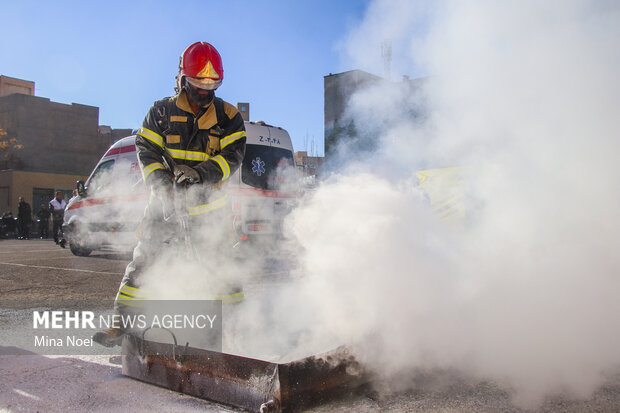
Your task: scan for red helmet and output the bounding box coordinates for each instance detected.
[177,41,223,91]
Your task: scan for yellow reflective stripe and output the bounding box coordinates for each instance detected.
[141,162,164,180]
[188,195,228,216]
[430,195,458,210]
[118,292,135,301]
[220,131,246,149]
[212,155,230,180]
[119,283,145,299]
[137,127,165,148]
[168,148,210,162]
[119,288,139,298]
[121,284,139,292]
[116,294,143,308]
[215,291,245,303]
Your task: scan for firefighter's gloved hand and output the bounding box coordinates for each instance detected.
[154,184,175,220]
[174,165,201,185]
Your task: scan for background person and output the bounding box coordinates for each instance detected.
[37,203,50,239]
[17,196,32,240]
[49,191,67,244]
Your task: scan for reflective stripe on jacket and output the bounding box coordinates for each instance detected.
[136,91,246,198]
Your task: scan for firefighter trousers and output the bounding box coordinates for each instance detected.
[113,193,243,321]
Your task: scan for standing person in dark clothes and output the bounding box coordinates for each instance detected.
[37,203,50,239]
[17,196,32,240]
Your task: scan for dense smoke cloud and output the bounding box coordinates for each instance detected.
[286,0,620,407]
[124,0,620,408]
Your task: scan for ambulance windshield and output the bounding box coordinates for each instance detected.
[86,159,115,194]
[241,145,296,191]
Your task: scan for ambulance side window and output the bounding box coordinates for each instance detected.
[86,160,115,194]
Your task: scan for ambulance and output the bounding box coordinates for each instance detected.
[62,121,299,256]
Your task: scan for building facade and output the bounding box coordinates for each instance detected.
[324,70,382,161]
[0,77,131,217]
[0,75,35,97]
[294,151,324,188]
[324,69,427,166]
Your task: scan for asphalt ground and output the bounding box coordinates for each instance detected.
[0,238,127,308]
[1,239,619,412]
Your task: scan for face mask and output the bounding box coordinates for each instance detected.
[183,81,214,107]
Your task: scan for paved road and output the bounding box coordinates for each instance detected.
[0,238,127,308]
[1,239,619,412]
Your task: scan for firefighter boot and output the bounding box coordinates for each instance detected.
[92,327,124,347]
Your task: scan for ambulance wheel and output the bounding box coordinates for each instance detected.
[69,242,92,257]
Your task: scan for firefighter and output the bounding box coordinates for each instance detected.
[93,41,247,347]
[49,191,67,244]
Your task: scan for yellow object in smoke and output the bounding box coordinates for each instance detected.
[416,167,466,222]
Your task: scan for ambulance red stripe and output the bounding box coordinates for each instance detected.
[103,145,136,157]
[68,192,147,210]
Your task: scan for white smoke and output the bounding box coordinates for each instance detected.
[281,0,620,407]
[108,0,620,408]
[65,154,147,254]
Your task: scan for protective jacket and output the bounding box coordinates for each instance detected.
[136,91,246,213]
[113,91,246,313]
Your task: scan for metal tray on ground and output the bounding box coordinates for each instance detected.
[122,335,367,412]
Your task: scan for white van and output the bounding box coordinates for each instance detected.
[62,121,298,256]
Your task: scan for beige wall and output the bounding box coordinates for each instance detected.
[0,170,88,214]
[0,171,14,212]
[0,75,35,97]
[0,93,107,175]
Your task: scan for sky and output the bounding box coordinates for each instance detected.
[0,0,395,156]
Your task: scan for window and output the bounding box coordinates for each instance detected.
[86,160,115,194]
[241,145,296,191]
[32,188,55,212]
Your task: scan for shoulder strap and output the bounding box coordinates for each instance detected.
[213,97,225,126]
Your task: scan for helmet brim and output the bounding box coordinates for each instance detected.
[186,76,222,91]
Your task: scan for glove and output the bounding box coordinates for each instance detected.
[152,182,175,220]
[174,165,201,185]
